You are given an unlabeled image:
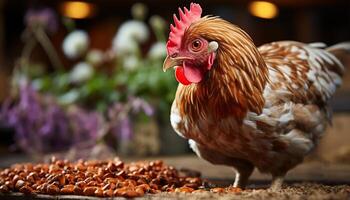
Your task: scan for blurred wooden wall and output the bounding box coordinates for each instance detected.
[0,0,349,102]
[0,0,9,101]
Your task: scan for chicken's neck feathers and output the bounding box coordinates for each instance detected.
[176,17,269,123]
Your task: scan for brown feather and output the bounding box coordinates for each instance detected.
[176,17,269,123]
[168,8,348,188]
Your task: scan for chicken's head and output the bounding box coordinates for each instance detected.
[163,3,218,85]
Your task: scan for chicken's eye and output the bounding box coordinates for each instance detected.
[191,39,203,52]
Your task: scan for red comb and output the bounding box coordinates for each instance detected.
[166,3,202,55]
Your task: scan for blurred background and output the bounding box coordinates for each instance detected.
[0,0,349,166]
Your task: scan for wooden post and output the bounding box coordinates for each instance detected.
[0,0,8,102]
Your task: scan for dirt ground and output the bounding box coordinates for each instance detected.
[1,183,349,200]
[147,183,350,200]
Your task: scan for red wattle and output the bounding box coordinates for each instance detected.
[175,66,192,85]
[183,62,204,83]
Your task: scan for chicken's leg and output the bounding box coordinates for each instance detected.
[189,140,254,189]
[233,163,254,188]
[270,174,286,191]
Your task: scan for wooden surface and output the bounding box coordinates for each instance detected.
[1,155,350,199]
[2,184,350,200]
[1,153,350,184]
[123,155,350,184]
[1,114,350,199]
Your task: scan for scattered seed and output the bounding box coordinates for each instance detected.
[211,187,226,193]
[0,157,214,198]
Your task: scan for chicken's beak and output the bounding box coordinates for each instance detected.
[162,56,192,72]
[163,56,177,72]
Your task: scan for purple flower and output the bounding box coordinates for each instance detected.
[119,117,132,140]
[67,106,104,144]
[109,116,132,141]
[108,103,124,120]
[25,7,58,33]
[0,82,104,154]
[108,102,132,140]
[129,96,154,116]
[107,96,154,144]
[0,83,157,155]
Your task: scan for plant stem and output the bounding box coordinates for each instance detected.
[33,26,64,70]
[22,37,37,60]
[18,31,37,75]
[154,29,165,42]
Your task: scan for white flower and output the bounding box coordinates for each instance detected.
[62,30,89,59]
[59,90,79,105]
[123,55,139,71]
[112,20,149,55]
[148,42,166,60]
[86,49,104,66]
[70,62,94,83]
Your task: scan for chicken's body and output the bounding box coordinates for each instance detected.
[171,41,347,189]
[164,3,350,190]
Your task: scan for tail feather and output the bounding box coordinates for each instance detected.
[327,42,350,52]
[327,42,350,71]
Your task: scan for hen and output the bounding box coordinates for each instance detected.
[163,3,350,190]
